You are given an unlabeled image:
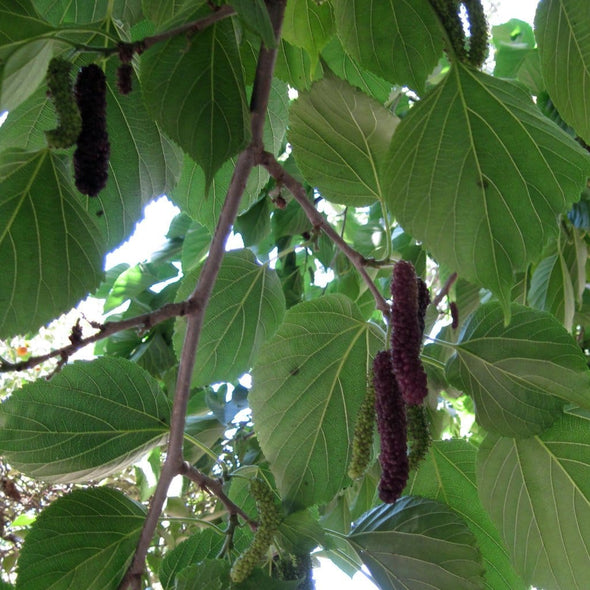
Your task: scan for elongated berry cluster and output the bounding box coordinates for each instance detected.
[44,58,81,149]
[373,350,409,504]
[463,0,488,67]
[429,0,467,62]
[391,261,429,406]
[347,379,376,480]
[74,64,110,197]
[230,478,281,583]
[406,404,432,470]
[274,553,315,589]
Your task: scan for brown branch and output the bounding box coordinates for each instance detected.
[0,301,192,373]
[181,463,257,530]
[259,151,391,317]
[432,271,458,307]
[66,4,236,56]
[117,2,287,588]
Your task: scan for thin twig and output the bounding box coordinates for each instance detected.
[0,301,191,373]
[65,5,236,56]
[259,151,391,317]
[181,463,257,530]
[117,2,287,587]
[432,271,458,307]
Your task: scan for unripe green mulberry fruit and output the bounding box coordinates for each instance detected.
[348,379,376,480]
[463,0,488,67]
[406,404,431,470]
[429,0,467,62]
[230,477,281,583]
[44,57,82,149]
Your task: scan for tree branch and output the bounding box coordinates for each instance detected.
[432,272,458,307]
[65,4,236,56]
[117,2,287,587]
[259,151,391,317]
[0,302,192,373]
[180,463,257,530]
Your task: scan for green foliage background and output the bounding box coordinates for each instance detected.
[1,1,590,589]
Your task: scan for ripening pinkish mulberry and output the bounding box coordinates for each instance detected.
[373,350,409,504]
[73,64,110,197]
[391,261,429,406]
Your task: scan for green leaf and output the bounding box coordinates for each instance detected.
[0,357,170,483]
[477,412,590,590]
[276,509,326,554]
[528,251,575,329]
[141,17,250,187]
[321,37,393,104]
[348,497,485,590]
[0,0,53,56]
[15,487,146,590]
[274,39,322,90]
[181,221,211,273]
[535,0,590,143]
[288,76,398,207]
[282,0,334,64]
[250,294,384,509]
[159,529,225,590]
[0,38,56,112]
[333,0,443,94]
[169,155,267,234]
[406,440,525,590]
[32,0,143,26]
[492,19,536,79]
[384,64,590,316]
[235,196,271,247]
[174,249,286,387]
[231,0,276,48]
[0,149,105,338]
[175,559,230,590]
[446,302,590,437]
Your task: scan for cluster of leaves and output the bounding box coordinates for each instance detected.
[0,0,590,589]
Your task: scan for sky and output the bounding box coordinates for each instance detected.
[106,2,541,588]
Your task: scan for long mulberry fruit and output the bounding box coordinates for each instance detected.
[230,477,281,583]
[348,378,376,480]
[44,58,81,149]
[73,64,110,197]
[406,404,431,470]
[429,0,467,62]
[463,0,488,68]
[391,261,429,406]
[373,350,409,504]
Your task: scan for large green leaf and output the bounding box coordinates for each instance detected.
[333,0,443,94]
[31,0,143,25]
[0,0,53,56]
[477,412,590,590]
[0,357,170,483]
[231,0,276,49]
[528,251,575,330]
[535,0,590,143]
[384,63,590,316]
[321,37,393,104]
[406,440,525,590]
[159,529,225,590]
[0,149,105,338]
[250,294,384,509]
[15,487,145,590]
[174,249,285,387]
[446,302,590,437]
[348,497,485,590]
[141,17,250,187]
[282,0,334,64]
[0,38,57,112]
[288,76,398,207]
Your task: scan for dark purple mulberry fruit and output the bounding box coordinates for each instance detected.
[373,350,409,504]
[73,64,110,197]
[391,261,429,406]
[116,63,133,95]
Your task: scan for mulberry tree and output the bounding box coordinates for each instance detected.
[1,1,590,589]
